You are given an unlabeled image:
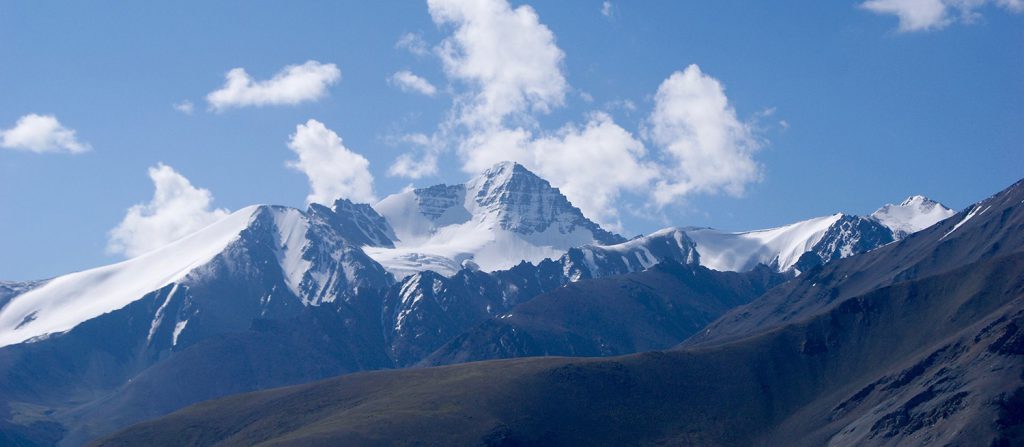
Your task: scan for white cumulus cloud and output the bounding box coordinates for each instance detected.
[108,163,230,258]
[287,119,376,205]
[530,113,657,225]
[451,114,658,227]
[389,70,439,96]
[424,0,571,175]
[428,0,567,129]
[0,114,90,154]
[647,64,762,205]
[601,1,613,17]
[389,0,571,185]
[390,1,766,227]
[861,0,1023,31]
[206,60,341,111]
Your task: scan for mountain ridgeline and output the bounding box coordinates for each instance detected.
[97,178,1024,447]
[0,161,970,446]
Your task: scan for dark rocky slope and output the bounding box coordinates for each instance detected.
[422,261,783,366]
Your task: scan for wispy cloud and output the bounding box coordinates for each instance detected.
[601,1,613,17]
[206,61,341,111]
[388,133,443,179]
[396,32,431,57]
[861,0,1023,32]
[0,114,90,154]
[173,100,194,115]
[389,70,439,96]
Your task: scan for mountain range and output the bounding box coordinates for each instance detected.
[95,177,1024,447]
[0,161,984,446]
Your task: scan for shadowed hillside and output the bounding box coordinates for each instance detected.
[93,253,1024,446]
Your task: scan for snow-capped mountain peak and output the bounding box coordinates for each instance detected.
[316,198,397,248]
[684,214,846,272]
[0,203,394,348]
[368,162,625,278]
[0,205,262,348]
[466,161,623,244]
[467,160,524,195]
[560,227,701,281]
[901,195,928,206]
[368,164,941,278]
[466,161,541,213]
[679,211,897,274]
[870,195,955,240]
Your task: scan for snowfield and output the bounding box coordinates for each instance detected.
[0,206,261,348]
[871,195,955,239]
[684,214,844,272]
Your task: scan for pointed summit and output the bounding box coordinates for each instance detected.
[899,195,930,206]
[322,198,397,248]
[472,160,533,185]
[466,161,549,209]
[369,161,624,277]
[465,161,621,243]
[871,194,955,240]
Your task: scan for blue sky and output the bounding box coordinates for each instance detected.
[1,0,1021,280]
